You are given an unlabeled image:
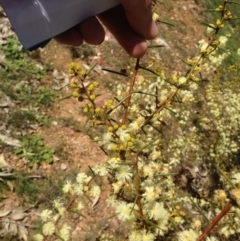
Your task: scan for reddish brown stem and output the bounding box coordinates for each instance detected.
[197,202,232,241]
[121,58,140,125]
[143,90,178,127]
[65,195,79,211]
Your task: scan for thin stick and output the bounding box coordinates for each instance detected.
[197,203,232,241]
[121,58,140,125]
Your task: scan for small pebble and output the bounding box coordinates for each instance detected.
[60,163,67,171]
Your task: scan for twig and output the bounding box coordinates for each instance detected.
[121,58,140,125]
[197,202,232,241]
[102,68,130,78]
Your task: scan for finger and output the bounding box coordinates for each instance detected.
[98,5,148,58]
[121,0,158,40]
[55,17,105,46]
[78,16,105,45]
[54,27,83,46]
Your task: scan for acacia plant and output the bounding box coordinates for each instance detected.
[32,1,240,241]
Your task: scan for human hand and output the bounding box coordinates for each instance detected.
[54,0,158,58]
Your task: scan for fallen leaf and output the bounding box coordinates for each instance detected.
[0,90,13,107]
[0,134,21,147]
[2,217,10,231]
[0,172,13,177]
[91,195,100,209]
[0,209,11,217]
[18,225,28,241]
[6,180,14,191]
[8,221,18,235]
[11,209,26,221]
[0,153,9,168]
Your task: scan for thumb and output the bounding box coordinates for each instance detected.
[120,0,158,40]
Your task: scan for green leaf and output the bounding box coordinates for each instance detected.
[14,148,23,154]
